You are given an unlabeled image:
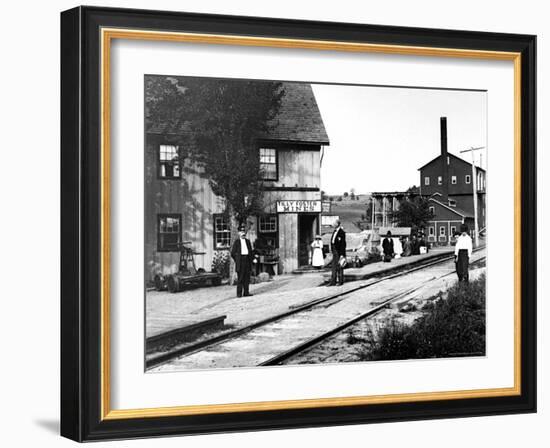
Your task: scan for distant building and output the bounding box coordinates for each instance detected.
[145,81,329,280]
[371,117,486,246]
[418,117,486,245]
[371,191,419,228]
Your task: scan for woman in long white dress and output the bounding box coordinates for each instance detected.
[311,235,325,268]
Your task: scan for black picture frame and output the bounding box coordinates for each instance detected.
[61,5,536,442]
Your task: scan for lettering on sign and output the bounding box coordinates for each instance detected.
[276,200,322,213]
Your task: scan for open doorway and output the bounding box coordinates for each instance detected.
[298,214,319,267]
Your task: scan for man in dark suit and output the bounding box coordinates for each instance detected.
[328,219,346,286]
[230,224,257,297]
[382,230,395,262]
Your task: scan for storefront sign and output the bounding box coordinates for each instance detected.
[322,201,331,213]
[276,200,322,213]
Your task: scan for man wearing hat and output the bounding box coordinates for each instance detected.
[230,223,257,297]
[382,230,395,262]
[328,219,346,286]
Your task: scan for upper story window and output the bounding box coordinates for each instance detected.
[478,172,485,190]
[424,176,430,186]
[259,148,277,180]
[157,214,181,252]
[437,176,442,185]
[213,214,231,249]
[448,199,457,207]
[465,174,471,184]
[158,144,181,179]
[429,206,435,215]
[451,175,457,184]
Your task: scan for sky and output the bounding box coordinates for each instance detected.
[312,84,487,195]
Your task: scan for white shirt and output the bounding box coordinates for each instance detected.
[331,227,341,244]
[240,238,249,255]
[455,233,473,257]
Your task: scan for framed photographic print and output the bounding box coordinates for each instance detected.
[60,6,537,441]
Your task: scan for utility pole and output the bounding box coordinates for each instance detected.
[371,196,375,231]
[459,146,485,247]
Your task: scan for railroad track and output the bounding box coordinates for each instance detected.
[261,255,487,366]
[148,249,485,370]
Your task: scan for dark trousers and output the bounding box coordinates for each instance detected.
[330,250,344,285]
[456,249,469,282]
[236,255,251,297]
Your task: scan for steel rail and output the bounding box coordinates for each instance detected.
[260,256,486,366]
[146,249,484,369]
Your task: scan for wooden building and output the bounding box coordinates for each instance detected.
[418,117,486,244]
[371,191,419,228]
[145,82,329,281]
[370,117,486,246]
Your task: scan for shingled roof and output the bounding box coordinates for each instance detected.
[263,82,329,144]
[146,81,329,145]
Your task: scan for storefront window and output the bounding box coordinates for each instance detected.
[213,214,231,249]
[257,214,278,249]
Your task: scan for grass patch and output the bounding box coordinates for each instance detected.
[361,274,486,361]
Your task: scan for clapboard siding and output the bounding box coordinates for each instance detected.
[262,146,320,189]
[146,137,324,281]
[145,137,225,281]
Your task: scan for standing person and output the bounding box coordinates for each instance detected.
[328,220,346,286]
[418,233,428,254]
[454,223,473,282]
[311,235,324,269]
[411,234,420,255]
[402,236,412,257]
[382,230,395,262]
[230,224,257,297]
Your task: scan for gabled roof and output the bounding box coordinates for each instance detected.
[262,83,329,144]
[418,152,485,172]
[147,81,329,145]
[429,197,474,219]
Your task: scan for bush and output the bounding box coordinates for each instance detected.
[211,250,230,279]
[364,274,486,361]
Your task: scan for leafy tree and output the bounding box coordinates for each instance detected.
[343,191,349,198]
[146,75,284,225]
[394,196,434,232]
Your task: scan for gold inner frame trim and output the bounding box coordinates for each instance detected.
[100,27,522,421]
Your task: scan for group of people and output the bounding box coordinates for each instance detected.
[382,232,428,262]
[230,220,473,298]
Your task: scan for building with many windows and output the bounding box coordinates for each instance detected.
[418,117,486,245]
[370,117,486,246]
[145,81,329,281]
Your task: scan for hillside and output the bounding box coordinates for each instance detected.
[324,195,371,232]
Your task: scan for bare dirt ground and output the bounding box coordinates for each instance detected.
[282,266,486,366]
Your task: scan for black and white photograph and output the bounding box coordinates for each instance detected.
[144,75,487,372]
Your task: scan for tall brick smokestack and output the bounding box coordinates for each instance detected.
[440,117,449,203]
